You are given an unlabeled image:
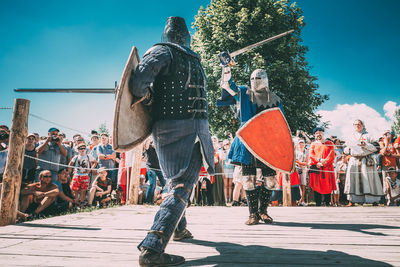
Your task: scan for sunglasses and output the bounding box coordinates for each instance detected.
[78,147,86,150]
[42,175,52,178]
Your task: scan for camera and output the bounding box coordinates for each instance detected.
[0,132,9,141]
[52,136,59,142]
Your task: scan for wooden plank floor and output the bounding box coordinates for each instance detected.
[0,205,399,266]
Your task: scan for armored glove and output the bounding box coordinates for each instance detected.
[220,66,236,96]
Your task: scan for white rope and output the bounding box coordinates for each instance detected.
[21,154,392,175]
[29,113,91,136]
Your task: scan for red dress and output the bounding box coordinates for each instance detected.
[308,140,336,194]
[277,171,300,188]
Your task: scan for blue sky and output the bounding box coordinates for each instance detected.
[0,0,399,140]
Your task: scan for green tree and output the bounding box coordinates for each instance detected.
[97,122,110,135]
[391,108,400,135]
[192,0,328,138]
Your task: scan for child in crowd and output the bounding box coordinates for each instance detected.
[385,167,400,206]
[69,143,95,206]
[88,167,112,207]
[138,175,148,205]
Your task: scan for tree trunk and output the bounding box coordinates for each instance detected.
[128,143,143,205]
[282,173,292,207]
[0,99,30,226]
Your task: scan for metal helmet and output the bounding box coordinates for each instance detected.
[250,69,269,92]
[161,16,190,47]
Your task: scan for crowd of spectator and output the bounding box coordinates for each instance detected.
[0,118,399,221]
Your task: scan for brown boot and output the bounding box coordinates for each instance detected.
[173,228,193,241]
[259,212,273,224]
[139,247,185,267]
[245,213,259,225]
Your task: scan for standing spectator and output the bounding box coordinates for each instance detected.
[117,152,128,205]
[385,167,400,206]
[69,143,95,206]
[36,127,68,181]
[33,133,40,146]
[88,167,112,207]
[54,168,77,212]
[379,130,399,193]
[231,165,247,206]
[271,170,301,206]
[19,170,59,216]
[212,136,226,206]
[295,139,308,206]
[97,133,116,187]
[221,139,234,204]
[0,125,9,183]
[22,133,37,185]
[57,132,70,167]
[89,134,100,150]
[308,127,336,206]
[143,137,166,204]
[335,154,349,205]
[344,120,384,206]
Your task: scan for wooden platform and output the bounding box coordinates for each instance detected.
[0,205,399,266]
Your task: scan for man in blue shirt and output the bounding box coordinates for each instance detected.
[97,133,116,187]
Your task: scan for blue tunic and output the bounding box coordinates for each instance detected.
[217,81,283,165]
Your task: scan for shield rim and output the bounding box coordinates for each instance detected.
[113,46,151,152]
[236,107,296,174]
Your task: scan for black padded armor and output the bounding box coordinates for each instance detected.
[152,43,208,121]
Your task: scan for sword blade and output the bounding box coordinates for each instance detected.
[14,88,116,94]
[230,29,294,58]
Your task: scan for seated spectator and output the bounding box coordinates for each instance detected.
[36,127,68,181]
[69,143,95,206]
[19,170,59,216]
[54,168,77,212]
[88,167,112,207]
[385,167,400,206]
[22,133,37,185]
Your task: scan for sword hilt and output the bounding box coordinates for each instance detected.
[218,51,236,67]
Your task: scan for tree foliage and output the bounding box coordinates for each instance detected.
[97,122,110,135]
[192,0,328,139]
[391,108,400,135]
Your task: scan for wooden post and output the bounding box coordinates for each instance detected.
[0,99,30,226]
[128,143,143,205]
[282,173,292,207]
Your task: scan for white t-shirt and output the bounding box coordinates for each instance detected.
[71,154,95,176]
[387,177,400,200]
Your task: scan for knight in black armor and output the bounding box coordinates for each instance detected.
[217,66,283,225]
[130,17,214,267]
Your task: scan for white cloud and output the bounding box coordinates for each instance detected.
[383,101,400,121]
[317,102,397,141]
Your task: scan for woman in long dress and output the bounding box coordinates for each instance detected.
[344,119,384,205]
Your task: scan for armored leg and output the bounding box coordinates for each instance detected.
[138,143,202,253]
[242,174,258,225]
[258,185,273,224]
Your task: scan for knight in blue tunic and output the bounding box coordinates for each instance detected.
[217,66,283,225]
[130,17,215,267]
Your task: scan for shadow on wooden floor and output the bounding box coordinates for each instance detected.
[272,221,400,236]
[181,239,391,266]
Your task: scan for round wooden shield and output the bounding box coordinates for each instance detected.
[113,46,152,152]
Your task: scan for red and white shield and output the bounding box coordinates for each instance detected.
[237,107,295,174]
